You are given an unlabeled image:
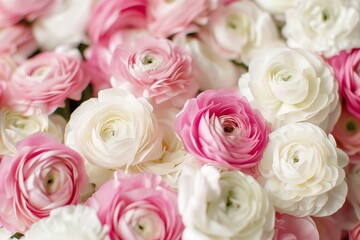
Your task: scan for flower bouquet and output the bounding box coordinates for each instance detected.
[0,0,359,239]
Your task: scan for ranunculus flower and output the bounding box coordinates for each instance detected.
[126,108,194,189]
[65,88,163,170]
[253,0,299,16]
[85,30,150,96]
[0,0,61,24]
[86,171,183,240]
[0,133,88,232]
[198,0,282,63]
[7,49,89,115]
[332,106,360,162]
[274,213,319,240]
[175,89,269,172]
[178,165,275,239]
[258,122,348,217]
[0,24,37,63]
[147,0,216,37]
[85,0,149,95]
[111,37,198,108]
[23,205,110,240]
[328,48,360,120]
[282,0,360,57]
[32,0,94,50]
[239,47,340,133]
[174,34,243,91]
[0,108,65,156]
[88,0,147,43]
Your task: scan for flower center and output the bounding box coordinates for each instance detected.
[346,121,357,132]
[220,116,239,136]
[140,54,163,71]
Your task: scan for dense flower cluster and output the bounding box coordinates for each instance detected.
[0,0,359,239]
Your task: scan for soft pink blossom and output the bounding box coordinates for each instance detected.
[85,29,149,96]
[110,37,198,108]
[0,24,37,63]
[0,133,88,233]
[86,171,183,240]
[7,50,89,115]
[274,213,319,240]
[89,0,147,43]
[86,0,148,95]
[147,0,217,37]
[175,89,269,171]
[328,48,360,120]
[0,0,61,25]
[332,105,360,162]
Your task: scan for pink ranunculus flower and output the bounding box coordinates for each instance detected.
[274,213,319,240]
[332,105,360,162]
[86,0,149,95]
[328,48,360,120]
[0,133,88,233]
[85,29,150,96]
[147,0,217,37]
[7,49,90,115]
[86,171,183,240]
[88,0,147,43]
[175,89,269,171]
[111,37,198,108]
[0,24,38,63]
[0,0,61,23]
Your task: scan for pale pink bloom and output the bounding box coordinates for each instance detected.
[332,105,360,162]
[0,0,61,25]
[86,171,183,240]
[7,50,89,115]
[175,89,269,171]
[88,0,147,43]
[147,0,217,37]
[328,48,360,120]
[111,37,198,108]
[86,0,148,95]
[0,133,88,233]
[85,29,149,96]
[0,24,38,63]
[274,213,319,240]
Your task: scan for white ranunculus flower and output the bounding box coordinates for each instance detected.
[174,35,243,91]
[254,0,299,16]
[282,0,360,57]
[239,47,340,133]
[178,165,275,240]
[258,122,348,217]
[0,108,65,156]
[65,88,163,170]
[23,205,109,240]
[128,108,194,188]
[199,0,282,64]
[32,0,95,50]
